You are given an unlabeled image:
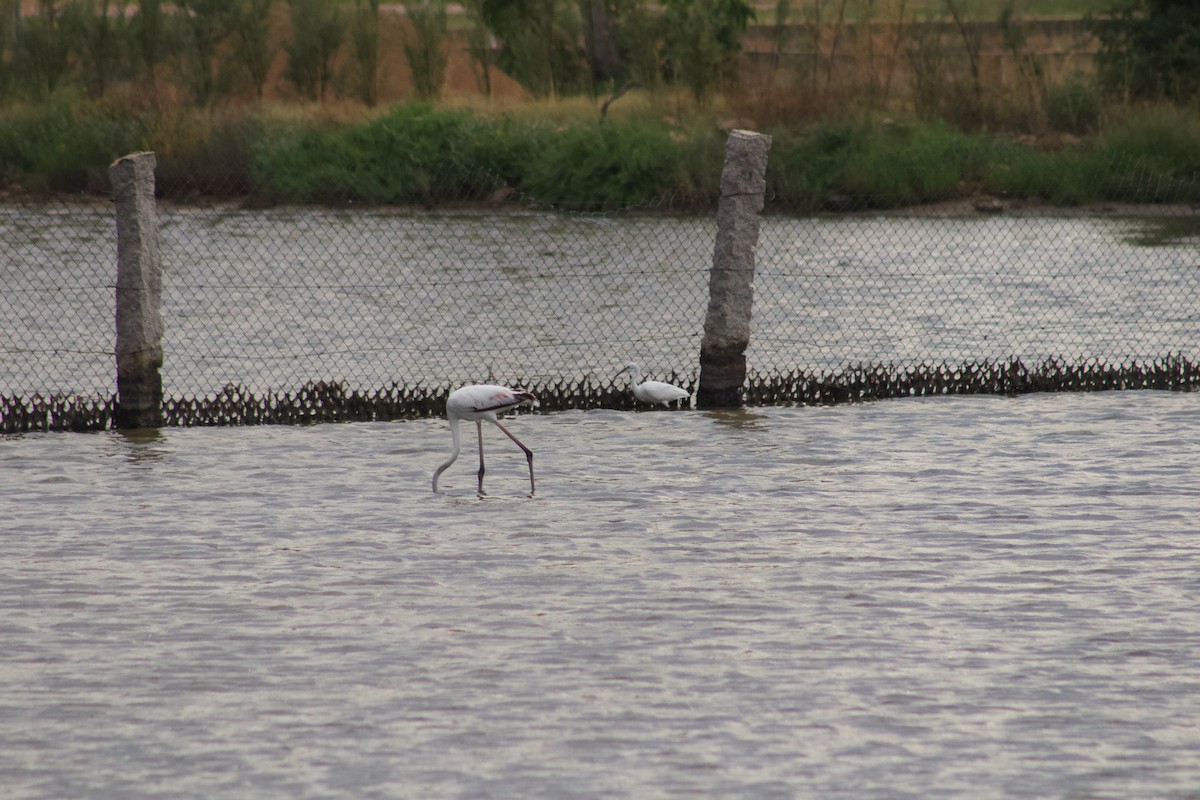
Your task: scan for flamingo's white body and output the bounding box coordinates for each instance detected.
[432,384,537,494]
[616,362,690,407]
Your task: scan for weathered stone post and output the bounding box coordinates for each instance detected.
[697,129,771,408]
[110,152,164,429]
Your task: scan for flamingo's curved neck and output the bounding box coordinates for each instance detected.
[432,416,462,492]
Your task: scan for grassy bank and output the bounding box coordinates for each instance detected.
[1,93,1197,212]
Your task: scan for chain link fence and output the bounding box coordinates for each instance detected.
[4,154,1199,432]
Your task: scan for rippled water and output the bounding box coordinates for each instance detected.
[4,391,1200,798]
[6,207,1197,399]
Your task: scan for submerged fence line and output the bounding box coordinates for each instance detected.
[3,144,1200,433]
[746,355,1200,406]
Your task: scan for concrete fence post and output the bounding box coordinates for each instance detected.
[697,129,771,408]
[110,151,164,429]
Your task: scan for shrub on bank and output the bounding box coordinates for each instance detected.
[520,121,701,210]
[0,94,1196,210]
[0,92,146,194]
[767,121,1000,211]
[764,122,860,212]
[152,112,267,199]
[985,110,1200,205]
[984,147,1095,206]
[249,104,528,205]
[837,123,994,209]
[253,106,721,210]
[1093,109,1200,203]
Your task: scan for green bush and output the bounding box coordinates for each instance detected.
[982,111,1200,206]
[250,104,510,204]
[1097,111,1200,177]
[668,123,724,208]
[839,123,988,208]
[984,146,1095,205]
[766,121,864,212]
[1,97,1197,209]
[0,92,146,193]
[520,121,690,210]
[768,121,995,211]
[153,113,267,198]
[1092,112,1200,203]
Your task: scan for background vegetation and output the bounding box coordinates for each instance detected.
[0,0,1196,210]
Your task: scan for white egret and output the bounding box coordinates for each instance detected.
[432,384,537,495]
[615,362,690,407]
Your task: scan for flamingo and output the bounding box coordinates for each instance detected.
[615,362,690,407]
[432,384,537,495]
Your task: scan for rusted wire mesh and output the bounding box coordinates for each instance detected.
[3,161,1199,432]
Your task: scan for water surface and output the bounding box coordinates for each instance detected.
[4,391,1199,798]
[5,208,1197,399]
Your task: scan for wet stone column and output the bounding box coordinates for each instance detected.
[111,151,164,429]
[697,129,772,408]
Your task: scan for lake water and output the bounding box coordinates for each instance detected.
[4,390,1200,798]
[4,207,1198,400]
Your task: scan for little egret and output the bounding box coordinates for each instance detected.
[615,362,690,407]
[432,384,537,495]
